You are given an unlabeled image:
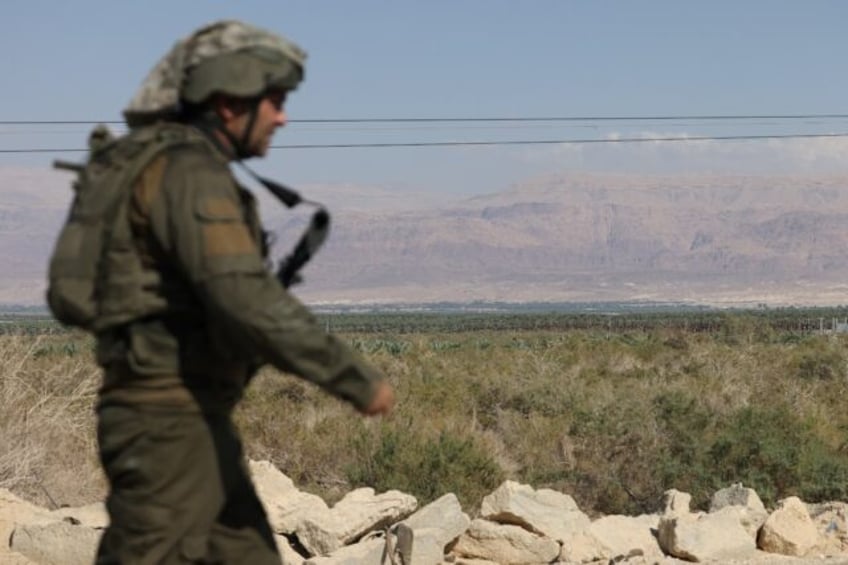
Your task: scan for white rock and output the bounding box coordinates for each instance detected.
[275,534,306,564]
[50,502,109,529]
[249,459,330,535]
[399,527,446,565]
[0,488,56,544]
[559,529,609,563]
[0,551,40,565]
[296,487,417,556]
[453,518,561,564]
[758,496,820,557]
[662,489,692,517]
[480,480,590,542]
[10,521,101,565]
[710,483,766,514]
[559,514,664,564]
[590,514,663,560]
[303,537,386,565]
[658,505,757,562]
[400,493,470,551]
[807,501,848,556]
[717,504,770,541]
[709,483,768,538]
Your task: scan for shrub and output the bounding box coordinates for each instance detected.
[7,317,848,518]
[709,405,848,506]
[346,422,504,510]
[708,406,805,505]
[793,343,845,380]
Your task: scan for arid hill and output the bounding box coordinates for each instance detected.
[3,167,848,307]
[276,172,848,306]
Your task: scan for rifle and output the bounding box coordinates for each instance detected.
[53,159,85,173]
[52,124,114,189]
[237,164,331,288]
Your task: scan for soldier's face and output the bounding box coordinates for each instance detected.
[220,91,287,158]
[246,91,288,157]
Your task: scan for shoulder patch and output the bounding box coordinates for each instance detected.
[202,223,256,257]
[199,197,242,220]
[196,197,256,257]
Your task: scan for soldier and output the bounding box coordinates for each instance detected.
[48,20,394,564]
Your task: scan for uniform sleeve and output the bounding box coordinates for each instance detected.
[148,147,383,411]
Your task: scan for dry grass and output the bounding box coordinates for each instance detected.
[0,333,103,507]
[4,322,848,516]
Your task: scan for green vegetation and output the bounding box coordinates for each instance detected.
[346,423,504,510]
[6,304,848,336]
[3,311,848,518]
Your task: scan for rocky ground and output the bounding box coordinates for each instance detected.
[4,460,848,564]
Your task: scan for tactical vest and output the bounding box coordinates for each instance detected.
[47,123,210,333]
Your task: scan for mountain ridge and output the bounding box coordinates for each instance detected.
[2,168,847,307]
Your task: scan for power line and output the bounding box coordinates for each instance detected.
[2,132,848,154]
[0,120,840,135]
[2,113,848,126]
[273,132,848,149]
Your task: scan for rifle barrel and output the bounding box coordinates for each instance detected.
[53,159,84,173]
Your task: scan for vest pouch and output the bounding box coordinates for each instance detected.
[47,204,109,329]
[94,224,166,331]
[125,318,181,376]
[47,123,201,331]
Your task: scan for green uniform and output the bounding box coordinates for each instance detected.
[92,122,383,564]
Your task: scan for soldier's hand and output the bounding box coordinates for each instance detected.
[360,380,395,416]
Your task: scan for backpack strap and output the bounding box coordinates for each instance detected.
[47,123,209,330]
[236,162,331,288]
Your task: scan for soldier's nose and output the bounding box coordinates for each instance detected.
[275,110,287,127]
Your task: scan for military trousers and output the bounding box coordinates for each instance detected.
[95,404,281,565]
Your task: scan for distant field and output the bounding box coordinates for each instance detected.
[2,310,848,517]
[4,305,848,334]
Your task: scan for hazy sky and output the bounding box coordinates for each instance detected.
[2,0,848,198]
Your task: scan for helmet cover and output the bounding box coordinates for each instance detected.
[123,20,306,127]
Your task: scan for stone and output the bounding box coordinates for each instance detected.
[658,506,757,562]
[709,483,767,538]
[716,504,769,541]
[559,529,609,563]
[0,551,40,565]
[807,501,848,556]
[399,492,471,557]
[275,534,306,564]
[710,483,766,514]
[559,514,664,564]
[399,527,446,565]
[480,480,590,542]
[249,459,330,535]
[588,514,663,561]
[296,487,417,556]
[0,488,56,545]
[50,502,109,529]
[453,519,560,564]
[758,496,820,557]
[10,521,101,565]
[662,489,692,517]
[303,537,386,565]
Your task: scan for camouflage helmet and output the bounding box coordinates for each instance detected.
[124,20,306,127]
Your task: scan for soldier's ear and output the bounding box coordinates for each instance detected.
[211,95,233,122]
[211,94,249,123]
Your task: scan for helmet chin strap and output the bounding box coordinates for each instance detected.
[188,110,331,288]
[197,97,263,160]
[237,97,263,158]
